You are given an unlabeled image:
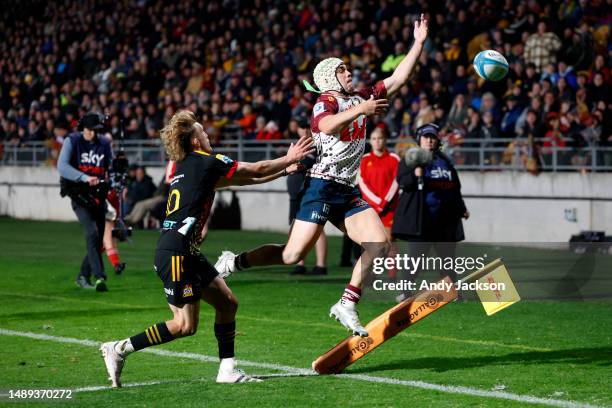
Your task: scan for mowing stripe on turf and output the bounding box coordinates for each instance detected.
[407,333,552,352]
[0,291,158,310]
[0,328,603,408]
[1,291,551,353]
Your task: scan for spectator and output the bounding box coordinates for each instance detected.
[589,73,608,106]
[255,121,282,140]
[518,109,544,139]
[0,0,608,175]
[237,105,258,138]
[125,165,157,215]
[542,112,567,159]
[500,96,523,138]
[524,21,562,72]
[447,94,469,130]
[466,107,483,142]
[125,164,173,229]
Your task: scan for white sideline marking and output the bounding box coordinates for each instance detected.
[0,328,603,408]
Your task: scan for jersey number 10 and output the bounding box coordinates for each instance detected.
[166,189,196,236]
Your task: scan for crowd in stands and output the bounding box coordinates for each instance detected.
[0,0,610,170]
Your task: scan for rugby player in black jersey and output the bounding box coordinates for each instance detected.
[100,110,313,386]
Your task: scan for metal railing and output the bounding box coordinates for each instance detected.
[2,137,612,172]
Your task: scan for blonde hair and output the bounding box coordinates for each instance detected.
[161,110,197,161]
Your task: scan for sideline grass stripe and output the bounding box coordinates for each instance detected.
[0,328,602,408]
[407,333,552,352]
[0,291,551,353]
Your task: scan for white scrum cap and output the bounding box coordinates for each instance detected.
[313,57,345,92]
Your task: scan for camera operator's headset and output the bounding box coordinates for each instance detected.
[415,123,441,150]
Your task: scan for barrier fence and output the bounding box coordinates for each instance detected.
[2,135,611,172]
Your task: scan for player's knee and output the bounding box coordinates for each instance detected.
[178,321,198,337]
[282,248,302,265]
[216,292,238,315]
[170,314,198,337]
[225,293,239,314]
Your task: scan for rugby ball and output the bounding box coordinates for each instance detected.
[473,50,509,81]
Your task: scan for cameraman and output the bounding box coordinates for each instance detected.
[392,123,469,285]
[58,112,112,291]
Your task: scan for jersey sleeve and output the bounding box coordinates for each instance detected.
[57,137,88,182]
[212,154,238,179]
[357,80,387,100]
[311,94,339,133]
[165,161,176,183]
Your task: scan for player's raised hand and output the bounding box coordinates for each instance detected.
[413,13,428,44]
[286,135,315,163]
[360,95,389,116]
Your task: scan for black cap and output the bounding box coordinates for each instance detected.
[416,123,440,139]
[79,112,105,130]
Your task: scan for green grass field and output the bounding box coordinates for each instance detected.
[0,218,610,407]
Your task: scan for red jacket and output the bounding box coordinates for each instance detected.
[359,150,400,213]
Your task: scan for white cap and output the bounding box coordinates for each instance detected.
[313,57,345,92]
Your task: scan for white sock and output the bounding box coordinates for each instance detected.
[219,357,236,372]
[114,339,135,356]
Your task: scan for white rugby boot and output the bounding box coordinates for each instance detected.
[100,341,126,388]
[330,300,369,337]
[215,251,237,278]
[216,358,262,383]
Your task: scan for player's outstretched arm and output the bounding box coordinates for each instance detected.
[218,163,302,187]
[383,14,428,97]
[319,96,388,134]
[215,137,313,188]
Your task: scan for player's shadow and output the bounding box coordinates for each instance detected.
[348,346,612,374]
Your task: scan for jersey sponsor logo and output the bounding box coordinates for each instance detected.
[80,150,105,166]
[163,220,177,229]
[430,167,452,180]
[171,174,184,185]
[77,164,106,175]
[164,287,174,296]
[310,210,328,222]
[322,203,330,214]
[313,102,327,117]
[215,154,233,164]
[182,284,194,298]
